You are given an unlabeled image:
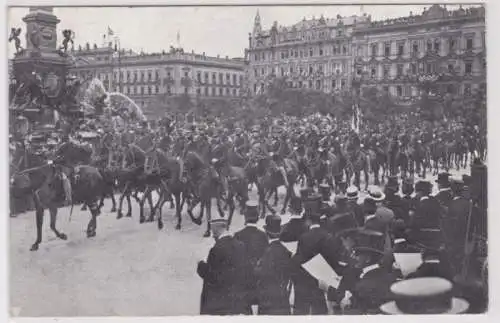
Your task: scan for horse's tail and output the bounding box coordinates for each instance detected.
[68,200,74,222]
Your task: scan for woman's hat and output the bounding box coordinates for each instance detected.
[380,277,469,314]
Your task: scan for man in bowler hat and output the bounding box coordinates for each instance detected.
[255,215,294,315]
[435,172,453,208]
[197,218,251,315]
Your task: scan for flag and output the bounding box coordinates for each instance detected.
[107,26,114,36]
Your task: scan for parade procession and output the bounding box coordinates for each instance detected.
[8,5,487,317]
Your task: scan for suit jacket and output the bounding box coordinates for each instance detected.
[280,217,308,242]
[255,240,293,313]
[347,202,364,227]
[197,235,251,315]
[352,266,402,311]
[234,225,269,268]
[442,197,471,254]
[410,196,442,230]
[435,188,453,208]
[364,206,394,235]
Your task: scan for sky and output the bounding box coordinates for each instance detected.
[7,4,478,59]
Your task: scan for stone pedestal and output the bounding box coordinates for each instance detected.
[11,7,71,128]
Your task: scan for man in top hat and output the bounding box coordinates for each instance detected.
[400,177,416,223]
[234,200,269,313]
[327,194,360,237]
[197,218,251,315]
[442,177,476,279]
[435,172,453,208]
[280,196,308,242]
[319,184,332,204]
[255,215,294,315]
[346,186,364,227]
[407,180,442,247]
[383,176,406,237]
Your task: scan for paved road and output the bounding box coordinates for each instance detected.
[10,168,470,316]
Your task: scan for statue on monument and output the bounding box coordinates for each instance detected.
[8,27,23,54]
[29,25,42,50]
[60,29,75,53]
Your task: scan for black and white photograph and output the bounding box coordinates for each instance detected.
[6,1,488,318]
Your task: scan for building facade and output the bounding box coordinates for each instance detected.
[247,5,485,100]
[70,43,246,113]
[352,4,485,99]
[246,11,370,95]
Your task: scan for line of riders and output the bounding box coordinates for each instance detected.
[9,112,486,252]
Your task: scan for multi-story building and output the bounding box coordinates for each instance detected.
[247,5,485,100]
[70,43,246,115]
[246,11,371,95]
[352,4,486,99]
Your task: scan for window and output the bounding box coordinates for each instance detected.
[232,89,236,96]
[197,72,201,83]
[294,50,298,57]
[254,54,258,61]
[196,88,201,95]
[226,73,230,83]
[219,88,223,96]
[281,68,285,77]
[464,84,472,96]
[261,68,265,76]
[371,67,376,77]
[155,85,159,94]
[319,48,323,56]
[155,70,159,80]
[396,85,403,97]
[281,52,285,59]
[343,45,347,54]
[384,42,390,56]
[309,48,314,56]
[398,43,404,56]
[204,72,209,82]
[383,86,389,93]
[413,42,418,54]
[219,73,223,83]
[298,81,303,88]
[309,66,313,74]
[447,84,455,95]
[371,44,377,56]
[449,38,455,52]
[212,73,216,83]
[233,74,237,85]
[357,68,362,76]
[427,40,432,52]
[141,71,145,82]
[465,62,472,74]
[397,64,404,76]
[147,71,152,81]
[466,38,473,50]
[290,66,294,74]
[253,84,257,93]
[425,63,432,74]
[184,87,188,94]
[225,88,229,96]
[448,64,454,73]
[341,79,346,89]
[141,86,144,95]
[148,86,151,95]
[434,39,440,52]
[318,64,323,73]
[308,80,313,89]
[316,80,321,90]
[383,65,390,78]
[261,52,265,60]
[331,80,336,89]
[204,87,208,96]
[167,86,171,95]
[184,71,189,78]
[167,71,171,78]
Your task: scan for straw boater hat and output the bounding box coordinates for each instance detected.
[380,277,469,314]
[346,186,359,200]
[368,185,386,202]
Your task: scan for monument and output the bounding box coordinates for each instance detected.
[10,7,72,127]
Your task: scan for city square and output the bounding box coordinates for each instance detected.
[8,4,487,317]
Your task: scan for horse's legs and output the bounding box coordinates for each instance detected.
[30,201,44,251]
[354,171,361,191]
[227,192,236,228]
[281,183,292,215]
[138,186,150,224]
[187,195,202,225]
[203,199,211,238]
[216,195,225,219]
[363,169,369,191]
[86,201,99,238]
[117,181,129,219]
[49,206,67,240]
[109,189,117,212]
[126,193,132,217]
[146,187,157,222]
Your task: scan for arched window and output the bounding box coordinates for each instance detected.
[148,86,151,95]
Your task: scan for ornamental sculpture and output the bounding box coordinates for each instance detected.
[60,29,75,53]
[8,27,23,54]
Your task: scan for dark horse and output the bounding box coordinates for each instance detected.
[256,156,298,216]
[10,147,105,251]
[144,147,187,230]
[184,151,226,237]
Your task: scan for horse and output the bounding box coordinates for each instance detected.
[306,150,339,191]
[10,154,105,251]
[144,147,187,230]
[410,140,430,178]
[430,139,448,175]
[256,156,298,216]
[184,151,226,237]
[369,142,388,185]
[345,149,371,191]
[116,143,156,221]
